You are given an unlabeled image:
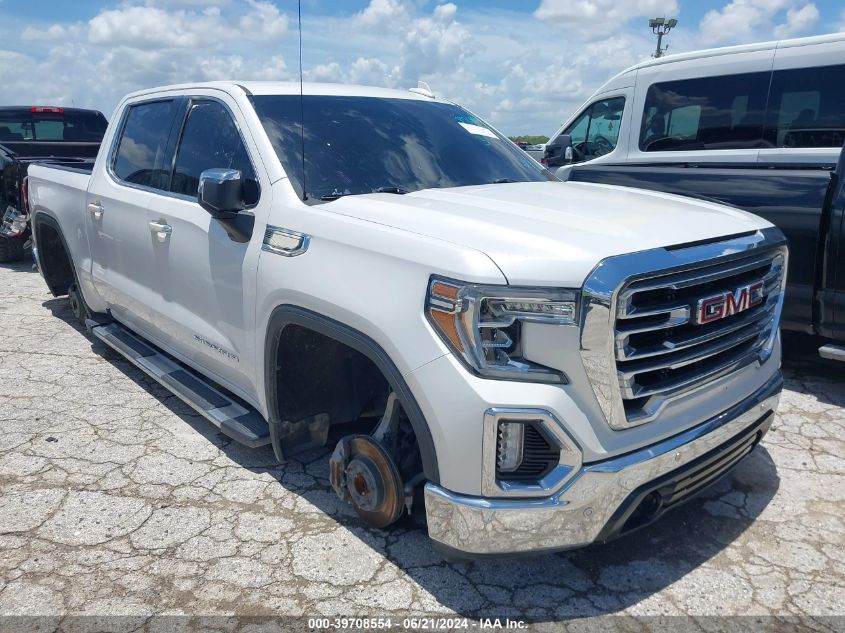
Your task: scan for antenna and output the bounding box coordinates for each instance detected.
[298,0,307,200]
[409,81,435,99]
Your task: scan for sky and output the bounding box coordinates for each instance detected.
[1,0,844,136]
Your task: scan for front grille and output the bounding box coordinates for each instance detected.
[613,248,786,426]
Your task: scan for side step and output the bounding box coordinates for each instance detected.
[819,344,845,362]
[91,322,271,448]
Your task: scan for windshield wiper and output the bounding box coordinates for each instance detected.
[493,178,520,184]
[320,186,410,201]
[373,186,409,194]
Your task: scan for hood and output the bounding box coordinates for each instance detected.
[326,181,772,287]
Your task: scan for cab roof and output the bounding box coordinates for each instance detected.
[123,81,443,103]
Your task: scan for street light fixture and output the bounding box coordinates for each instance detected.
[650,17,678,58]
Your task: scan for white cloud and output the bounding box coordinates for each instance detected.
[88,2,286,49]
[698,0,817,43]
[239,0,289,41]
[21,24,81,41]
[348,57,395,86]
[535,0,679,28]
[356,0,408,29]
[0,0,836,138]
[773,4,819,38]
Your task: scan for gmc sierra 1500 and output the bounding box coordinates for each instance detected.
[27,81,786,556]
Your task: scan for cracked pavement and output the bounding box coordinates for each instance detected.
[0,260,843,623]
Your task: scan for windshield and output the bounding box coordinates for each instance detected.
[0,110,107,143]
[250,95,556,201]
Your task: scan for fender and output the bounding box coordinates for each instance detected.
[32,211,78,298]
[264,305,440,484]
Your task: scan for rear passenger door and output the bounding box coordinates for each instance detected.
[86,97,183,336]
[143,95,267,401]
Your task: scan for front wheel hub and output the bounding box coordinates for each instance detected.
[329,435,404,528]
[346,455,385,512]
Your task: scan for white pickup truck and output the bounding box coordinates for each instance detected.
[27,81,787,557]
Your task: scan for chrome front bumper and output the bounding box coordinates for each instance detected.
[424,371,782,556]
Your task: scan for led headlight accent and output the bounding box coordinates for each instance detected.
[425,276,578,382]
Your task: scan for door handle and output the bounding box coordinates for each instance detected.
[149,220,173,242]
[87,202,103,220]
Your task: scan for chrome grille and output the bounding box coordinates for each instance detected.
[579,228,788,431]
[614,249,785,426]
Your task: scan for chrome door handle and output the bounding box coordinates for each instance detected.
[87,202,103,220]
[149,220,172,242]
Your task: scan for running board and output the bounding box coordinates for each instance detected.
[91,323,271,448]
[819,344,845,362]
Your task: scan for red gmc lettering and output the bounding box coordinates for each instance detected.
[697,281,765,325]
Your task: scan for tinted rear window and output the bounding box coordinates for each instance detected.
[764,64,845,148]
[112,100,180,189]
[0,110,107,143]
[640,72,770,152]
[250,95,554,201]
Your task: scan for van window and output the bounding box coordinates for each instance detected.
[764,64,845,148]
[562,97,625,163]
[112,100,179,189]
[639,72,770,152]
[170,100,259,205]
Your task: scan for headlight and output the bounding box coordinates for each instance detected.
[425,276,578,383]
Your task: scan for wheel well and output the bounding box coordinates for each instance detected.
[34,217,74,297]
[265,306,440,484]
[274,324,390,425]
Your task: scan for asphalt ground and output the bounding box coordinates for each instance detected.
[0,259,843,631]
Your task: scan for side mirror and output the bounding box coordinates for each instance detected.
[542,134,574,168]
[198,168,245,218]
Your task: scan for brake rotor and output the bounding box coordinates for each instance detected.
[343,436,404,528]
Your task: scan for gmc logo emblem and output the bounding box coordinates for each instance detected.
[696,281,765,325]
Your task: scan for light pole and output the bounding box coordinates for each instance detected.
[649,17,678,58]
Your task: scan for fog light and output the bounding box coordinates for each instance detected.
[496,421,524,473]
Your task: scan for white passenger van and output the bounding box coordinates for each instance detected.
[544,32,845,171]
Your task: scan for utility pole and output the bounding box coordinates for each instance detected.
[649,17,678,58]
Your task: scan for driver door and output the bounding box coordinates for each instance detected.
[143,95,267,401]
[554,95,627,175]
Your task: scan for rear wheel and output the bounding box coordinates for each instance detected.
[0,235,25,263]
[67,283,89,323]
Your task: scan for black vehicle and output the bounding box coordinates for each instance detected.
[0,106,107,262]
[539,35,845,360]
[546,141,845,359]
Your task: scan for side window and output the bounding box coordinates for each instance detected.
[585,98,624,155]
[170,101,259,205]
[563,97,625,163]
[564,109,590,149]
[764,64,845,149]
[112,100,179,189]
[639,72,770,152]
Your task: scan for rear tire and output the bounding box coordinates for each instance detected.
[67,283,89,323]
[0,235,25,263]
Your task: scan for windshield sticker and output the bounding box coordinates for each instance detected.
[458,122,497,139]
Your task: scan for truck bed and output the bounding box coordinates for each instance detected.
[27,163,93,292]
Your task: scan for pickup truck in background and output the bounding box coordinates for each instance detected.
[28,81,786,556]
[0,106,107,262]
[543,33,845,361]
